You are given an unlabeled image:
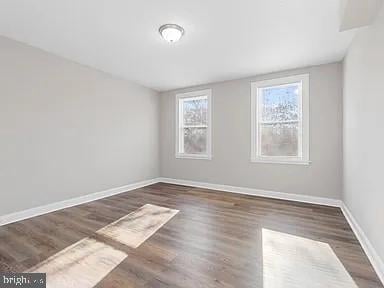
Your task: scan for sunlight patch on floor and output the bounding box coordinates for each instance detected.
[28,237,127,288]
[27,204,179,288]
[262,228,358,288]
[97,204,179,248]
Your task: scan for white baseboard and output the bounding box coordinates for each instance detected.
[0,178,160,226]
[158,177,342,207]
[1,176,382,285]
[341,203,384,285]
[159,177,383,284]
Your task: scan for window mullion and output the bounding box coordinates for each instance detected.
[259,120,299,125]
[176,90,212,159]
[184,125,203,127]
[252,75,309,163]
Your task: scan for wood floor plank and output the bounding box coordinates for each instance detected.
[97,204,179,249]
[0,183,382,288]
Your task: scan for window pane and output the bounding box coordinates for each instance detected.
[183,98,208,126]
[261,84,299,122]
[183,127,207,154]
[260,123,298,157]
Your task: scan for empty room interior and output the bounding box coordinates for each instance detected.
[1,0,384,287]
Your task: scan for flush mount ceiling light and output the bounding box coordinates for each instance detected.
[159,24,184,43]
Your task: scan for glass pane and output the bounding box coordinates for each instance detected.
[183,98,208,126]
[260,123,299,157]
[260,84,300,122]
[183,127,207,154]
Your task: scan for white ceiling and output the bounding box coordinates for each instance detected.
[0,0,356,91]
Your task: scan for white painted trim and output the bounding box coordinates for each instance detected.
[341,203,384,285]
[175,153,212,160]
[0,177,340,227]
[250,159,312,165]
[158,177,341,207]
[0,178,160,226]
[175,89,213,160]
[158,177,383,284]
[250,74,310,164]
[1,176,382,285]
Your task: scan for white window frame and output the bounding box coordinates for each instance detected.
[175,89,212,160]
[251,74,310,165]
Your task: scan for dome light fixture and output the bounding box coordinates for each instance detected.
[159,24,184,43]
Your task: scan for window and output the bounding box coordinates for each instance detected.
[251,74,310,164]
[176,89,212,159]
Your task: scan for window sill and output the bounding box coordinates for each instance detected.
[176,153,212,160]
[251,159,311,165]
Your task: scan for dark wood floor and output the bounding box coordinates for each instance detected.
[0,183,382,287]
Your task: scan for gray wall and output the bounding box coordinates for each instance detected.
[343,6,384,263]
[160,63,343,199]
[0,36,159,215]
